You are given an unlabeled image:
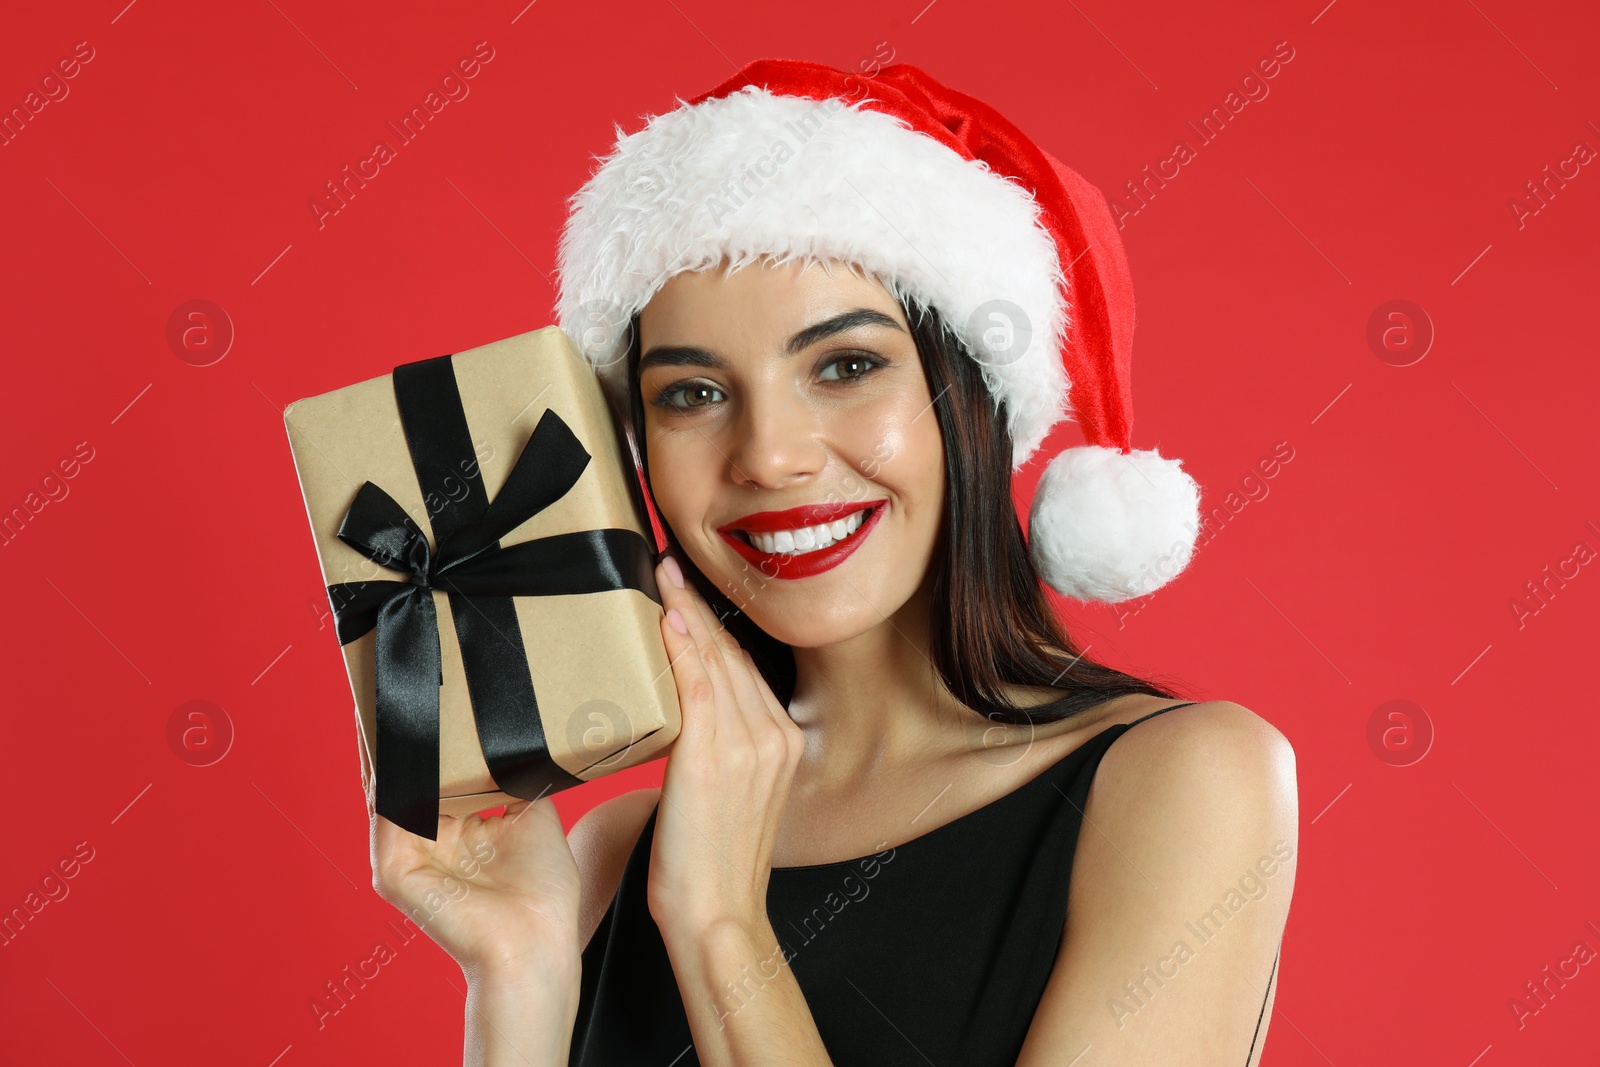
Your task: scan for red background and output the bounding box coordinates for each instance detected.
[3,0,1596,1063]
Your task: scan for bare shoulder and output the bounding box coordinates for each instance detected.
[1013,700,1299,1064]
[1092,699,1298,844]
[568,787,661,952]
[1102,699,1296,786]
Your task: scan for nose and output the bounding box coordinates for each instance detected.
[723,383,826,491]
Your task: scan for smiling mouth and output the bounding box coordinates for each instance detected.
[730,507,875,556]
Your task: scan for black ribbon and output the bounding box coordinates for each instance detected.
[324,354,661,840]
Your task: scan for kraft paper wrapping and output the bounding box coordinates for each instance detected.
[283,326,680,824]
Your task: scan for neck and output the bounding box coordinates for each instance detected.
[784,571,975,782]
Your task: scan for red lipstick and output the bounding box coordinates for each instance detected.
[716,498,888,580]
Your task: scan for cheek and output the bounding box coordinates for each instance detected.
[845,399,944,504]
[643,422,694,518]
[644,427,717,536]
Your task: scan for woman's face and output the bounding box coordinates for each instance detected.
[637,257,946,649]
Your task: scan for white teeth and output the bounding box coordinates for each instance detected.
[745,509,871,556]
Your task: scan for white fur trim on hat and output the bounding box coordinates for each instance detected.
[555,85,1071,470]
[1028,445,1202,603]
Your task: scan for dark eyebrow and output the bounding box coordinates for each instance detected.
[638,308,906,374]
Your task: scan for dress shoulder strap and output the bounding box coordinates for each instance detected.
[1070,700,1201,778]
[1123,699,1202,728]
[1049,701,1205,814]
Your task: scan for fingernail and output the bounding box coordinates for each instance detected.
[662,554,685,589]
[667,607,688,634]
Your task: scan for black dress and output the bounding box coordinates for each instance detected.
[571,701,1278,1065]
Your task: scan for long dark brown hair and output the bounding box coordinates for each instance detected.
[613,291,1191,726]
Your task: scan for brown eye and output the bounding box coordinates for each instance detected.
[819,353,888,383]
[654,381,725,411]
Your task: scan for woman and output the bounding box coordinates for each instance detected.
[371,60,1298,1066]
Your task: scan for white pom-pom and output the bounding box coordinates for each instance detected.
[1027,445,1202,603]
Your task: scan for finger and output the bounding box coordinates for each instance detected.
[702,622,769,726]
[713,632,790,739]
[739,648,798,733]
[675,561,795,742]
[668,563,755,748]
[688,598,800,775]
[370,810,431,898]
[661,557,751,746]
[658,570,721,743]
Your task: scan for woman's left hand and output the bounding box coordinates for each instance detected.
[645,552,805,941]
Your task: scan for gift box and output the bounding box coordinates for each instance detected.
[284,326,680,839]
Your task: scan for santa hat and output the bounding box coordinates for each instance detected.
[554,58,1201,603]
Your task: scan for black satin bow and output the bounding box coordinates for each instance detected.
[324,354,661,840]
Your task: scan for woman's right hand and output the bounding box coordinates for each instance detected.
[369,795,584,984]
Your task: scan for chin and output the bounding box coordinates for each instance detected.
[742,601,883,649]
[729,562,917,647]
